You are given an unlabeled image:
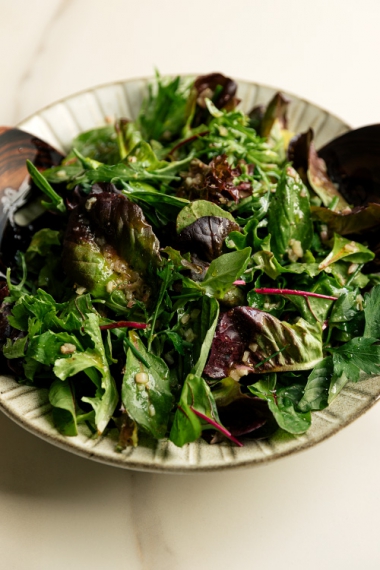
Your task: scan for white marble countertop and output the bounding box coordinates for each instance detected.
[1,1,380,568]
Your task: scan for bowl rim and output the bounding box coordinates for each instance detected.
[16,73,351,136]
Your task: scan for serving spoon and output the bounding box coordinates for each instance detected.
[0,127,63,274]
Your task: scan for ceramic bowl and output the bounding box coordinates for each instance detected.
[1,76,377,473]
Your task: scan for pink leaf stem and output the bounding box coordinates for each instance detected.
[233,280,246,285]
[253,288,338,301]
[99,321,147,331]
[189,406,243,447]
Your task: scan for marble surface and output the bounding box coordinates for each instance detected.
[1,1,380,568]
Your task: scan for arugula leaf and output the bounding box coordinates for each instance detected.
[122,330,173,439]
[191,296,219,376]
[49,379,78,436]
[138,74,192,142]
[26,160,66,213]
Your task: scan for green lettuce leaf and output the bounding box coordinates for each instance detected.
[54,313,118,434]
[49,379,78,436]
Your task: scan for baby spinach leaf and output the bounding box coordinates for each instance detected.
[329,290,360,324]
[298,357,334,412]
[201,247,251,298]
[249,380,311,434]
[328,371,349,404]
[49,379,78,436]
[122,330,173,439]
[268,167,313,260]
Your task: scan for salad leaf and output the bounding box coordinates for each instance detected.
[191,247,251,298]
[54,312,118,434]
[176,199,236,232]
[170,373,231,447]
[318,234,374,270]
[204,307,323,378]
[249,377,311,434]
[268,167,313,261]
[364,284,380,338]
[122,330,173,439]
[26,160,66,213]
[213,377,275,436]
[311,203,380,236]
[178,216,240,262]
[297,357,334,412]
[49,379,78,436]
[138,74,192,142]
[328,337,380,382]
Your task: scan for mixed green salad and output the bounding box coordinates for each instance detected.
[2,72,380,449]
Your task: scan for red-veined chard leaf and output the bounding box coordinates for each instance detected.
[204,306,323,379]
[169,374,238,447]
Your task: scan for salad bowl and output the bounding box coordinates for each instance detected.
[0,76,379,473]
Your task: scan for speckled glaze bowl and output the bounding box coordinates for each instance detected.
[1,76,378,473]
